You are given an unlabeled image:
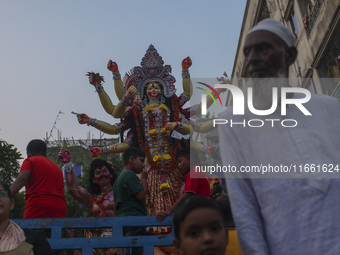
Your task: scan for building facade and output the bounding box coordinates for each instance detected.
[229,0,340,105]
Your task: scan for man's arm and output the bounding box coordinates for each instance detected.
[226,178,269,254]
[218,117,270,255]
[156,192,193,222]
[10,170,31,197]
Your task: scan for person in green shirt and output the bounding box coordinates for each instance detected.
[113,147,147,255]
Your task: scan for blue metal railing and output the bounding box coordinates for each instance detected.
[14,216,174,254]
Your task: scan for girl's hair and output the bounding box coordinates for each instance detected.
[0,180,12,199]
[173,195,225,240]
[89,159,117,195]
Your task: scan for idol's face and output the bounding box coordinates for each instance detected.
[146,82,162,100]
[93,166,112,186]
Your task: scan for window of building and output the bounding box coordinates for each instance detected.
[316,21,340,96]
[287,8,300,38]
[299,0,325,35]
[256,0,270,23]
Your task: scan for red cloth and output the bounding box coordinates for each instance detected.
[20,156,66,218]
[183,168,211,198]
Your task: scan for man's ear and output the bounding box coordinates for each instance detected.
[174,238,184,255]
[128,155,134,163]
[286,46,297,66]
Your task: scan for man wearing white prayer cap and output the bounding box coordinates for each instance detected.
[218,18,340,255]
[244,18,297,78]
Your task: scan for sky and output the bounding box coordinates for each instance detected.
[0,0,247,159]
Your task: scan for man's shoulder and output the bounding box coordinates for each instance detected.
[25,156,54,163]
[188,167,209,179]
[310,94,339,104]
[307,94,340,114]
[116,170,138,183]
[22,156,51,168]
[119,170,135,177]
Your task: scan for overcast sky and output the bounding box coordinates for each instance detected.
[0,0,246,159]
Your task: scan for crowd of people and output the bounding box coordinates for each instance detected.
[3,138,230,255]
[2,17,339,255]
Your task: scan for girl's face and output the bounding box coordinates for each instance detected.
[174,208,228,255]
[0,184,14,221]
[146,82,162,101]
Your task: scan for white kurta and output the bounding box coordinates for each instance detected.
[218,94,340,255]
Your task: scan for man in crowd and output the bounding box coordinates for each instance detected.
[10,139,66,218]
[218,18,340,254]
[113,147,147,255]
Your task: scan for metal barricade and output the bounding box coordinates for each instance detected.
[15,216,174,254]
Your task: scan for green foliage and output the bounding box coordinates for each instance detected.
[10,191,26,219]
[0,140,25,218]
[0,140,23,184]
[46,138,124,218]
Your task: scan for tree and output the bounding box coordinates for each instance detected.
[0,140,25,218]
[0,140,22,184]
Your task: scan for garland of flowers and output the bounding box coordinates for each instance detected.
[133,97,181,173]
[171,96,181,165]
[133,105,145,148]
[145,104,172,163]
[89,190,112,216]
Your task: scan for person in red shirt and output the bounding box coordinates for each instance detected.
[157,148,210,221]
[10,139,66,218]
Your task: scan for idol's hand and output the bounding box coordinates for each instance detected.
[126,86,138,99]
[182,56,192,70]
[90,147,102,157]
[165,122,178,132]
[107,60,119,72]
[77,114,90,124]
[156,210,171,222]
[58,148,71,163]
[87,72,103,86]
